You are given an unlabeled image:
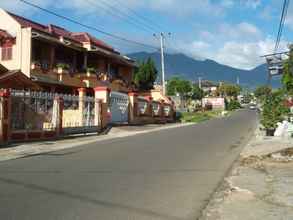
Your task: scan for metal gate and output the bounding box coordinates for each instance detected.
[109,91,129,124]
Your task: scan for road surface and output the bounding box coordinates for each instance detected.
[0,110,257,220]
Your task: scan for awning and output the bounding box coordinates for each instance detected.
[0,70,41,90]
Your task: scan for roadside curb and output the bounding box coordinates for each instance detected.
[198,120,259,220]
[0,123,194,162]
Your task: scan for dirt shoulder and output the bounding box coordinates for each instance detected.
[200,128,293,220]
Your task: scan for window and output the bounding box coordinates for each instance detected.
[1,47,12,61]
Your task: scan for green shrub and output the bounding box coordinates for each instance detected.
[261,92,289,129]
[226,100,241,111]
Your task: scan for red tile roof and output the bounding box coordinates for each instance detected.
[0,29,14,39]
[8,12,48,33]
[8,11,113,50]
[71,32,115,52]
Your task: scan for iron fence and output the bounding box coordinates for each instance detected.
[10,90,56,131]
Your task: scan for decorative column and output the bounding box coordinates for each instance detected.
[78,88,86,127]
[0,89,11,145]
[95,87,111,128]
[53,96,63,137]
[128,92,138,124]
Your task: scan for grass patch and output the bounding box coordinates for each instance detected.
[180,111,220,123]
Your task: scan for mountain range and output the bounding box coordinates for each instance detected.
[127,52,282,88]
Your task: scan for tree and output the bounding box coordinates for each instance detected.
[166,77,192,97]
[282,45,293,95]
[261,90,289,131]
[254,85,272,101]
[218,83,241,98]
[191,85,204,100]
[134,58,158,91]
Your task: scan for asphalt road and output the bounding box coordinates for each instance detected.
[0,110,257,220]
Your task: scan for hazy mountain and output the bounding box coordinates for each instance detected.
[128,52,282,88]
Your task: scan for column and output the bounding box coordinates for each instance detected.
[53,96,63,137]
[49,45,55,70]
[95,87,111,128]
[0,89,10,145]
[78,88,86,127]
[83,53,88,70]
[128,92,138,124]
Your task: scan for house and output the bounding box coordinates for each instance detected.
[0,63,39,89]
[0,9,135,94]
[197,80,219,95]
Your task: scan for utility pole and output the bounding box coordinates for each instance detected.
[160,33,166,96]
[198,77,202,89]
[154,32,170,96]
[237,76,240,85]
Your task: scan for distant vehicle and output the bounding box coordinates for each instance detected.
[249,104,257,110]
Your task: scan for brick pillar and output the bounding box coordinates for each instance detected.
[145,96,153,117]
[95,87,111,128]
[78,88,86,126]
[0,89,11,145]
[128,92,138,124]
[53,96,63,137]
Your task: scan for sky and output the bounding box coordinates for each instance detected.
[0,0,292,70]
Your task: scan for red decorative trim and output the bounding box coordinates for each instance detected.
[144,96,153,101]
[78,88,87,93]
[94,87,111,92]
[128,92,138,96]
[0,89,10,97]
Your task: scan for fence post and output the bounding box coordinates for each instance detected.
[128,92,138,124]
[78,88,86,126]
[0,89,11,145]
[94,99,102,128]
[95,87,110,128]
[53,96,63,137]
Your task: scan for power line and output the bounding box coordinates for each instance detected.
[83,0,157,35]
[19,0,159,50]
[275,0,290,52]
[109,0,168,33]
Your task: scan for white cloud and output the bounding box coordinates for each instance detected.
[240,0,262,9]
[187,38,288,70]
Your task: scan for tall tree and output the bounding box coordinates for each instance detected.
[166,77,192,97]
[191,85,204,100]
[254,85,272,101]
[218,83,241,98]
[134,58,158,91]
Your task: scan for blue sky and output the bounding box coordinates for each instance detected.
[0,0,292,70]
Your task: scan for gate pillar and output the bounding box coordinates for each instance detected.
[78,88,86,126]
[0,89,11,146]
[94,87,111,128]
[128,92,138,124]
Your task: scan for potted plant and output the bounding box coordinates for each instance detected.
[261,91,289,136]
[55,63,70,74]
[31,61,41,70]
[86,67,97,77]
